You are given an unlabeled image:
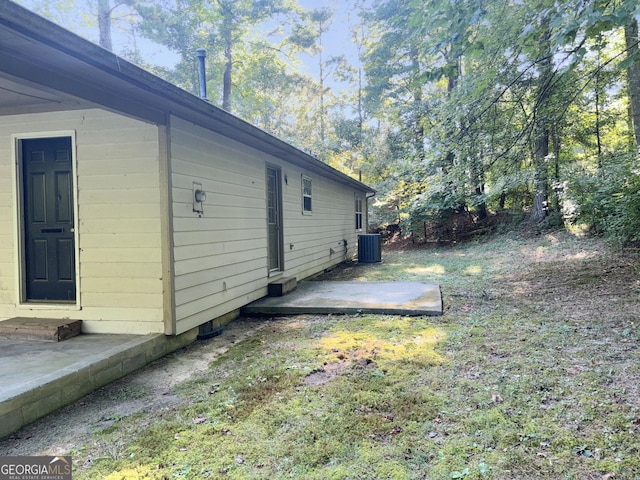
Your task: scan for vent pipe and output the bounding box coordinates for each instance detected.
[196,48,207,100]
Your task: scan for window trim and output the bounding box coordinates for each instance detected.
[302,175,312,214]
[355,194,364,231]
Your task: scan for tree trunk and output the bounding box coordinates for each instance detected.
[470,152,487,220]
[448,55,460,91]
[440,50,460,207]
[499,191,506,210]
[530,22,552,222]
[625,18,640,147]
[97,0,113,51]
[222,24,232,112]
[319,48,325,142]
[531,123,550,221]
[406,45,425,159]
[357,66,364,145]
[549,123,561,212]
[475,185,488,220]
[595,66,602,159]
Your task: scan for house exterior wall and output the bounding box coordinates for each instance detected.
[0,108,367,337]
[282,170,362,280]
[170,115,365,335]
[0,109,166,334]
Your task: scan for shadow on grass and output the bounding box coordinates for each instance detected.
[72,232,640,480]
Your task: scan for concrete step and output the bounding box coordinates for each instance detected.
[268,276,297,297]
[0,318,82,342]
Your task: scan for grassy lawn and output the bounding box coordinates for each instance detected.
[74,231,640,480]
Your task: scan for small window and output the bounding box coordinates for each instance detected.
[302,175,312,213]
[355,195,363,230]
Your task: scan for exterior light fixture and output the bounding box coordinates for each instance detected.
[193,182,206,215]
[195,189,207,203]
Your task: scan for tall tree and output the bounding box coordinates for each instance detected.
[97,0,113,49]
[134,0,294,112]
[309,8,331,143]
[625,18,640,147]
[530,17,554,221]
[288,7,350,157]
[364,0,429,160]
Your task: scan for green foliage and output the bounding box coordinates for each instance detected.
[133,0,297,110]
[547,0,640,64]
[360,0,640,240]
[18,0,640,244]
[562,152,640,245]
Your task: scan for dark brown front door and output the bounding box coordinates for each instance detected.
[22,137,76,301]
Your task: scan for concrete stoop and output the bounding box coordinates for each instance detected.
[0,330,197,440]
[267,276,297,297]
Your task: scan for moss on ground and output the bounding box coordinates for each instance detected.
[73,231,640,479]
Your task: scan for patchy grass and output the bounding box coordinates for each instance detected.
[72,231,640,479]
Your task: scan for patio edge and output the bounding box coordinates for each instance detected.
[0,328,198,440]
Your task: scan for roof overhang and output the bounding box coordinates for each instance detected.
[0,0,374,194]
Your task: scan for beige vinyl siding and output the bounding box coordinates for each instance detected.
[170,115,366,335]
[280,169,360,280]
[170,115,268,334]
[0,109,165,334]
[0,154,14,305]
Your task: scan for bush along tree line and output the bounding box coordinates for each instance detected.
[17,0,640,245]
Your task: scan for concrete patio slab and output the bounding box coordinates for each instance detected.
[0,331,196,440]
[243,281,443,316]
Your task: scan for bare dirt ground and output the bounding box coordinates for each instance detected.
[502,243,640,411]
[0,318,272,457]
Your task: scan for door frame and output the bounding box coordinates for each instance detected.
[265,163,284,275]
[12,131,81,308]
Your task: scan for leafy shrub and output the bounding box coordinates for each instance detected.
[561,152,640,245]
